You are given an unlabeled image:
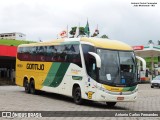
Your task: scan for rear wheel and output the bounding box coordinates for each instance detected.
[30,80,37,94]
[24,80,30,93]
[73,87,83,105]
[151,86,154,88]
[106,102,116,107]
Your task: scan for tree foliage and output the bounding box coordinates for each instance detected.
[101,34,109,39]
[148,40,154,44]
[69,27,85,37]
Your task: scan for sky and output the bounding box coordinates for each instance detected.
[0,0,160,45]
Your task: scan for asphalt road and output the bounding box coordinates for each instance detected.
[0,84,160,119]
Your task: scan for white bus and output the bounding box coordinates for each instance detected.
[16,37,138,107]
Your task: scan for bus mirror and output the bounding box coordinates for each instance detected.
[88,52,101,68]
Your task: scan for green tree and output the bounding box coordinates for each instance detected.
[101,34,109,39]
[69,27,85,37]
[148,40,154,44]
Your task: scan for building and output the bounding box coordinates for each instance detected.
[133,43,160,82]
[0,45,17,85]
[133,43,160,69]
[0,37,35,85]
[0,32,26,40]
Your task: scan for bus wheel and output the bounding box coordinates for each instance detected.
[24,80,30,93]
[106,102,116,107]
[73,87,83,105]
[30,80,36,94]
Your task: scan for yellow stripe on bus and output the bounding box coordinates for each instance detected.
[81,37,132,51]
[102,84,124,92]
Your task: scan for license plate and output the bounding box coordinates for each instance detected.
[117,97,124,100]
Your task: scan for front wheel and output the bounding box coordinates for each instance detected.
[73,87,83,105]
[106,102,117,107]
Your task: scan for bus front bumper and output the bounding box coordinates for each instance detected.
[95,89,138,102]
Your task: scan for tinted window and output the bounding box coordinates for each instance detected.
[17,44,82,67]
[97,49,137,86]
[98,49,120,83]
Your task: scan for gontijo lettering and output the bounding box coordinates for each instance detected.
[26,63,44,70]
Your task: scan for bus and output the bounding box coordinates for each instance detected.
[16,37,138,107]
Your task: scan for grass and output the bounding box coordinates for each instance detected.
[0,39,36,46]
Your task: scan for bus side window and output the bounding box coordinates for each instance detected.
[66,44,82,67]
[70,45,82,67]
[51,46,58,61]
[23,47,30,61]
[55,46,63,62]
[17,47,23,60]
[59,45,67,62]
[37,46,46,61]
[63,45,70,62]
[30,46,37,61]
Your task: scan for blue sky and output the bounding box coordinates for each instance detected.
[0,0,160,45]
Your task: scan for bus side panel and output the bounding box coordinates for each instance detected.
[16,59,53,90]
[58,63,85,97]
[40,63,85,97]
[16,59,25,87]
[41,62,70,94]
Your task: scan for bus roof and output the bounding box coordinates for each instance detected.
[81,37,132,51]
[18,37,133,51]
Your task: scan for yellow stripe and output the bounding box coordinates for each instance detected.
[81,37,132,50]
[102,84,123,92]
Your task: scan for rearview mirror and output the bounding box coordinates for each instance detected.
[88,52,101,68]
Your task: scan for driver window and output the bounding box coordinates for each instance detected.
[88,57,97,80]
[82,44,96,79]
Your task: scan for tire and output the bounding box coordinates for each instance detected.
[24,80,30,93]
[30,80,36,94]
[106,102,117,107]
[151,86,154,88]
[73,87,83,105]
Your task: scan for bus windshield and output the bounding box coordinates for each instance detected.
[97,49,137,87]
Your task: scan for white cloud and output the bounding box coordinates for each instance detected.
[0,0,160,45]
